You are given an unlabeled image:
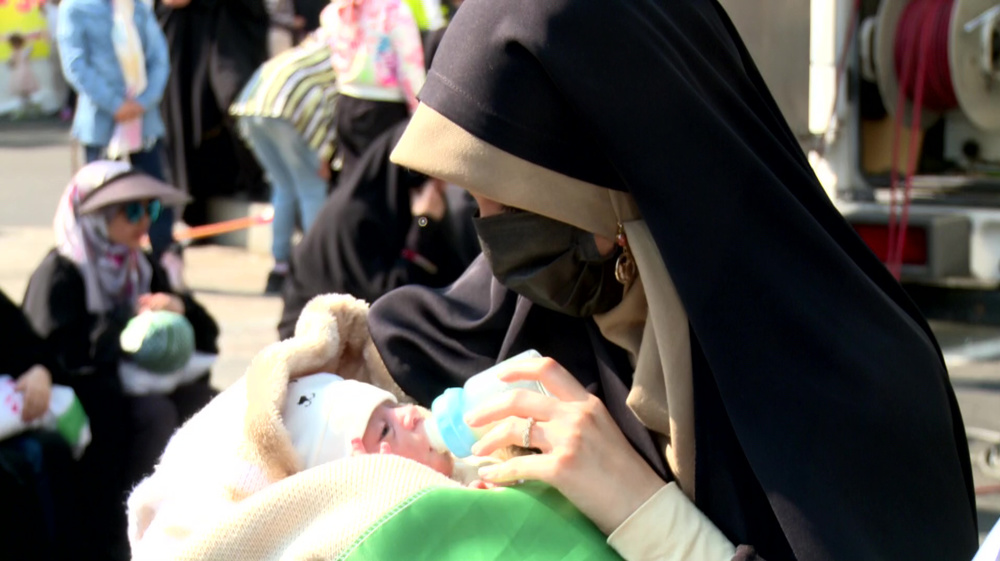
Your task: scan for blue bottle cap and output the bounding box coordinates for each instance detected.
[430,387,478,458]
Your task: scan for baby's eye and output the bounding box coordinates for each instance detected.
[379,423,391,441]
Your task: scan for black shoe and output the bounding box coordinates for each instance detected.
[264,270,287,295]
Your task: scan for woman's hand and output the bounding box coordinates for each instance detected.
[113,99,144,123]
[317,161,332,182]
[15,365,52,422]
[137,293,185,315]
[466,357,665,535]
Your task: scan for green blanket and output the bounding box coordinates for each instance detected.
[339,482,624,561]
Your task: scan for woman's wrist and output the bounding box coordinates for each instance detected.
[606,482,737,561]
[598,461,668,535]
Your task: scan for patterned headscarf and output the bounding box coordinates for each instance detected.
[54,160,153,314]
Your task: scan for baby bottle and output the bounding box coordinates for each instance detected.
[424,349,547,458]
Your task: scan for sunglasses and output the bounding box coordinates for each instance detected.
[123,200,162,224]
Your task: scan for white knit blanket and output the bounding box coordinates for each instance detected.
[127,294,453,560]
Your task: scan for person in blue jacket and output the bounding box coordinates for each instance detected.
[57,0,177,261]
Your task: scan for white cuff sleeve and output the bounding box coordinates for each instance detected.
[607,482,737,561]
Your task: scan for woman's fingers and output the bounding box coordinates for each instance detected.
[136,293,159,313]
[494,357,592,402]
[136,293,185,314]
[465,388,557,428]
[21,389,45,422]
[465,356,596,427]
[471,417,549,456]
[455,356,670,535]
[15,366,51,422]
[19,383,44,422]
[477,453,560,485]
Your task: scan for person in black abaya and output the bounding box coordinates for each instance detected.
[292,0,328,36]
[156,0,270,226]
[369,0,980,559]
[278,121,479,339]
[0,290,76,561]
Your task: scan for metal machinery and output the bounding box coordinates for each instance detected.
[723,0,1000,292]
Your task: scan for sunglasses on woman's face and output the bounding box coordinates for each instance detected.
[123,200,162,224]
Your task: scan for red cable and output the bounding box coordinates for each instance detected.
[820,0,862,149]
[896,0,959,112]
[891,0,934,276]
[886,0,959,278]
[886,3,920,278]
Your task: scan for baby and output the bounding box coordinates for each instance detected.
[282,373,470,481]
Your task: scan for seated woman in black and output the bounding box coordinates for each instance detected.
[21,160,219,561]
[277,121,479,339]
[0,289,75,561]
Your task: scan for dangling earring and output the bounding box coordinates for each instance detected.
[615,223,637,285]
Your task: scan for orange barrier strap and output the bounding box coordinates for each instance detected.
[174,212,274,241]
[141,210,274,247]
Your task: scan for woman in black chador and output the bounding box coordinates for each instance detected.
[278,122,478,339]
[156,0,270,225]
[369,0,980,559]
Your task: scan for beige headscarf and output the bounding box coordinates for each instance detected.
[390,104,698,498]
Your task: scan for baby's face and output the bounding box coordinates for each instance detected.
[360,403,454,477]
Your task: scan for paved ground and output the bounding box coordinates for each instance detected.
[2,120,999,543]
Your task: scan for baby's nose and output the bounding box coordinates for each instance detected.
[400,406,421,430]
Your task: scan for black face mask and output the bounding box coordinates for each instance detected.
[473,211,624,317]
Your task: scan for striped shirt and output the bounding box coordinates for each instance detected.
[230,40,339,161]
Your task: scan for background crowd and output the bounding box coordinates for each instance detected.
[1,0,476,559]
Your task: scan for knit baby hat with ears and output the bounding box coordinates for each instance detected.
[282,373,398,469]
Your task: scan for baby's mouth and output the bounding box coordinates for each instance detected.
[411,406,438,453]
